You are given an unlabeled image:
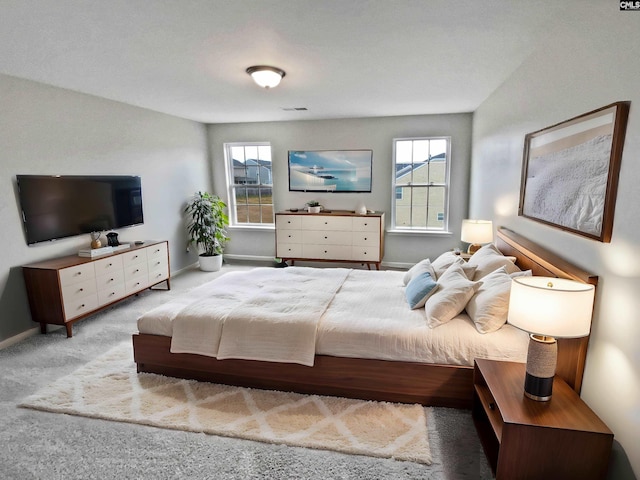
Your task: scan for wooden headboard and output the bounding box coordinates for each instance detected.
[496,227,598,394]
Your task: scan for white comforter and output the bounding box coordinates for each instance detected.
[146,267,348,366]
[137,267,529,367]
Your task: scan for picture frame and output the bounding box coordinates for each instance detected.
[288,150,373,193]
[519,101,630,242]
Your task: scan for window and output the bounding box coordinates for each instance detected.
[224,143,274,226]
[392,137,450,231]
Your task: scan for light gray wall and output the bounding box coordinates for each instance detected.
[208,114,472,265]
[0,74,211,342]
[470,7,639,479]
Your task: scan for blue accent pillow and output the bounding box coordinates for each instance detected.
[405,272,438,309]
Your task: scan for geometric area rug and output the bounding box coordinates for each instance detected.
[20,342,432,465]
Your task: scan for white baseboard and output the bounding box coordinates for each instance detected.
[0,326,40,350]
[223,254,276,263]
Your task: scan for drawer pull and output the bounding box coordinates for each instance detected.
[79,288,84,292]
[80,304,85,308]
[108,263,112,267]
[488,402,496,411]
[135,282,140,287]
[133,255,138,259]
[156,261,161,266]
[324,250,328,253]
[364,223,368,226]
[364,237,367,240]
[324,222,328,225]
[77,272,82,276]
[109,292,115,297]
[324,236,328,239]
[155,249,160,253]
[134,269,139,273]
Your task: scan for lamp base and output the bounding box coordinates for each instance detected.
[467,243,481,255]
[524,334,557,402]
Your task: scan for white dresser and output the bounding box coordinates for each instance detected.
[23,241,170,337]
[276,211,384,269]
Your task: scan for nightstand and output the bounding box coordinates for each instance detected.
[472,359,613,480]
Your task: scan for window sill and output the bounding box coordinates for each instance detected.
[386,229,453,237]
[228,224,275,232]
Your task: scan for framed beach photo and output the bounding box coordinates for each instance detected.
[288,150,373,193]
[519,101,630,242]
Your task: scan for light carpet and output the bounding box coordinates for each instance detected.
[20,342,432,465]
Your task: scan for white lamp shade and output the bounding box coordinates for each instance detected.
[508,276,595,338]
[247,66,285,88]
[461,219,493,244]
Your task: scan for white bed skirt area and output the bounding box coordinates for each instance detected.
[137,267,529,367]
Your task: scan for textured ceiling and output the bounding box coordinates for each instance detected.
[0,1,591,123]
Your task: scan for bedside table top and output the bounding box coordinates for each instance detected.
[475,359,612,434]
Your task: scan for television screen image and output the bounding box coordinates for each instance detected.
[288,150,372,193]
[16,175,144,245]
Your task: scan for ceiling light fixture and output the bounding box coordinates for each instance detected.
[246,65,286,89]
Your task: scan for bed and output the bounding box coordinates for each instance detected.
[132,227,597,408]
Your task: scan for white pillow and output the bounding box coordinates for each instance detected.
[467,267,534,333]
[425,263,482,328]
[431,251,477,280]
[405,272,438,309]
[467,243,521,280]
[403,259,436,286]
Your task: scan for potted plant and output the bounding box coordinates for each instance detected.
[185,191,229,272]
[306,200,322,214]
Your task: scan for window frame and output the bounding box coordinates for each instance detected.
[223,142,274,228]
[390,136,451,233]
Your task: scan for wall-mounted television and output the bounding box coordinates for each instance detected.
[288,150,373,193]
[16,175,144,245]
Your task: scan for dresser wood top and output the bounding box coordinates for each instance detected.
[23,240,166,270]
[277,210,383,217]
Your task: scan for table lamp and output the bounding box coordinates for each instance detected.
[461,219,493,254]
[508,276,595,401]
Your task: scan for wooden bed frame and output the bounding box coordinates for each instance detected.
[132,227,598,409]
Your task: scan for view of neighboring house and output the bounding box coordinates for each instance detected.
[233,158,272,185]
[394,153,446,229]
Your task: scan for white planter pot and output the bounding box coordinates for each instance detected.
[307,206,321,213]
[199,254,223,272]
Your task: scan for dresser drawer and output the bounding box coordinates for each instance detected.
[147,255,168,272]
[98,284,127,306]
[93,255,124,276]
[353,216,380,232]
[301,215,353,231]
[63,293,99,320]
[124,262,148,280]
[352,231,380,247]
[277,243,303,258]
[59,263,96,287]
[61,278,97,301]
[303,244,352,260]
[146,242,168,262]
[95,270,125,290]
[277,229,302,244]
[303,230,352,245]
[276,215,303,230]
[125,276,149,294]
[122,249,147,266]
[352,246,381,262]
